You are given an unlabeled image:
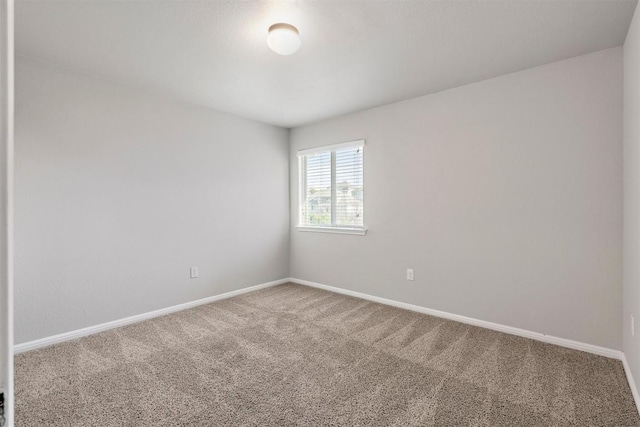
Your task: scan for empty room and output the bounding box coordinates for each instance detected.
[2,0,640,425]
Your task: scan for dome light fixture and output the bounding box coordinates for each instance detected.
[267,23,301,56]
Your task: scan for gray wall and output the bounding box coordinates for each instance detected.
[15,45,626,353]
[624,4,640,393]
[290,47,623,350]
[14,57,290,344]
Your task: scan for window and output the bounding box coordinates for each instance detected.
[298,139,365,235]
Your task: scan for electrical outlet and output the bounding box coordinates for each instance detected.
[406,268,414,281]
[632,315,635,337]
[190,266,199,279]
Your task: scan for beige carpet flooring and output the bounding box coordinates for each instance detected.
[15,283,640,426]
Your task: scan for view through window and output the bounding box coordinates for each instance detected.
[298,140,364,230]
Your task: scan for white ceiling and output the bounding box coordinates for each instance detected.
[16,0,638,128]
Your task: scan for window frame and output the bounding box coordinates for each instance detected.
[297,139,366,235]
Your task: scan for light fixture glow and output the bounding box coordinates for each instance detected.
[267,23,301,56]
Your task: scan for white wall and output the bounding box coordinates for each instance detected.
[1,0,14,424]
[290,47,623,350]
[14,57,290,344]
[624,3,640,395]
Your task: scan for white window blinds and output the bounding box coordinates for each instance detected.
[298,140,364,230]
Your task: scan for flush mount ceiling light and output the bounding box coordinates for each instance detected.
[267,23,301,56]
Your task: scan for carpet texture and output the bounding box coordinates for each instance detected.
[15,283,640,426]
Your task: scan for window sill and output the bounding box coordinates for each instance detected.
[296,226,367,236]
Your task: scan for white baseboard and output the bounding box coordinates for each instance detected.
[622,354,640,412]
[12,275,627,361]
[13,276,638,416]
[288,277,623,360]
[14,278,289,354]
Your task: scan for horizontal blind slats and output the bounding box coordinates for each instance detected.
[300,144,364,228]
[302,151,332,226]
[335,146,363,227]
